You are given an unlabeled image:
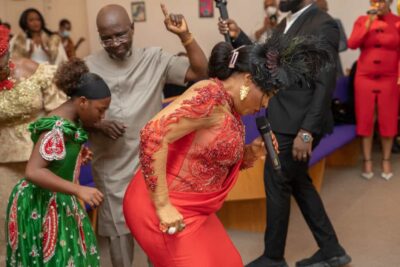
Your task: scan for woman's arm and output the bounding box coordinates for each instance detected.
[140,83,227,231]
[25,132,103,208]
[348,15,373,49]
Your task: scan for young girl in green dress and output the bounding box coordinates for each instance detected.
[5,58,111,267]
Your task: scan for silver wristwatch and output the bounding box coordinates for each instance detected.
[299,132,313,143]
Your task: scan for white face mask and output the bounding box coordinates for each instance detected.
[265,6,278,17]
[61,30,70,38]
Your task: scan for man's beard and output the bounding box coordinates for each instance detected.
[279,0,303,12]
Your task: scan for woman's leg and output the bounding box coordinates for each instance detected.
[361,136,374,174]
[376,77,398,178]
[381,137,394,176]
[361,108,375,177]
[354,76,376,177]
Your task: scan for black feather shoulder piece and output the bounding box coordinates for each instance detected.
[249,33,333,92]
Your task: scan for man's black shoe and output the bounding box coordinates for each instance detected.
[246,255,289,267]
[296,250,352,267]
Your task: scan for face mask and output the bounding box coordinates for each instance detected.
[265,6,278,17]
[279,0,302,13]
[61,30,70,38]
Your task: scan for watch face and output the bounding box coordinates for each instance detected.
[302,133,312,142]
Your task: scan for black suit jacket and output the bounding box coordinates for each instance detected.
[233,4,339,136]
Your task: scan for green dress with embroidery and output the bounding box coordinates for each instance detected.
[5,116,100,267]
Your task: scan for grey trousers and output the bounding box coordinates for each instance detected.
[108,234,134,267]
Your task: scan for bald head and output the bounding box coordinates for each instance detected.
[97,4,132,31]
[96,4,134,60]
[264,0,277,6]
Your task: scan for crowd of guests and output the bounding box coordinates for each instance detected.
[1,8,85,66]
[0,0,400,267]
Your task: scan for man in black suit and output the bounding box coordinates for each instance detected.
[218,1,351,267]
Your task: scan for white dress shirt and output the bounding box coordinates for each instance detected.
[284,4,313,34]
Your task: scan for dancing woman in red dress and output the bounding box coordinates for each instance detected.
[123,36,331,267]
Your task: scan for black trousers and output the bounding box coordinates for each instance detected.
[263,133,344,259]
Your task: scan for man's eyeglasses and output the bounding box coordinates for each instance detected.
[100,31,130,48]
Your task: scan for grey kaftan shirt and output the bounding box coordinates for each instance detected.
[85,46,189,236]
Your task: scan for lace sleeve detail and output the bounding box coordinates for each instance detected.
[140,81,233,191]
[29,116,88,161]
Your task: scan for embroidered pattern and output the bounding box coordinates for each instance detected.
[72,198,87,257]
[39,120,66,161]
[29,245,39,257]
[72,146,84,184]
[7,180,30,253]
[90,244,98,255]
[140,80,244,192]
[67,256,75,267]
[42,194,58,263]
[30,209,39,220]
[8,191,19,252]
[173,116,244,192]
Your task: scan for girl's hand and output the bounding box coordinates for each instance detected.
[75,185,103,209]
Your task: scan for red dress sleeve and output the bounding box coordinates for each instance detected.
[348,16,370,49]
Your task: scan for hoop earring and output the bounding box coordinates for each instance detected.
[240,85,250,101]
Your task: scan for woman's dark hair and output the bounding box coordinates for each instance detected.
[208,34,332,94]
[59,19,71,28]
[54,58,110,99]
[54,58,89,97]
[19,8,53,38]
[208,42,252,81]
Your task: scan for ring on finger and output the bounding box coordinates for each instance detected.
[167,226,177,235]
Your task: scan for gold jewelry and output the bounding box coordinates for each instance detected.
[181,32,194,46]
[240,85,250,101]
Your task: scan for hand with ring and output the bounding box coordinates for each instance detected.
[292,130,312,162]
[162,222,186,235]
[157,202,185,235]
[159,221,186,235]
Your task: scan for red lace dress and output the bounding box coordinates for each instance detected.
[123,80,246,267]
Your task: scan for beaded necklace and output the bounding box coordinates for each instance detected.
[0,61,16,92]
